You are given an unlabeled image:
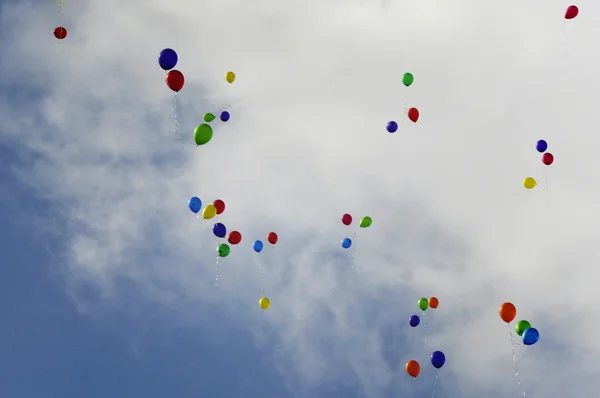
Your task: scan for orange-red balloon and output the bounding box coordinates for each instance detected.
[213,199,225,215]
[405,360,420,377]
[428,297,439,309]
[499,302,517,323]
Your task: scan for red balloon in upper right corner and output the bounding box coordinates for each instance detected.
[565,5,578,19]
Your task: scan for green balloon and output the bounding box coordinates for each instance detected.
[217,243,230,257]
[204,112,216,122]
[418,297,428,311]
[359,216,372,228]
[402,72,414,87]
[515,320,531,336]
[194,124,213,145]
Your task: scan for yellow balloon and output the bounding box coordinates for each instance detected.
[225,71,236,83]
[259,297,270,310]
[202,204,217,219]
[523,177,537,189]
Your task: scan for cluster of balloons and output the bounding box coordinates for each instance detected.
[499,302,540,345]
[523,139,554,189]
[387,73,419,133]
[405,297,445,378]
[409,296,439,327]
[340,214,372,248]
[188,196,277,310]
[194,71,235,146]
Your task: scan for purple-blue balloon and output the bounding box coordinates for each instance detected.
[213,223,227,238]
[409,315,420,327]
[430,351,445,369]
[158,48,178,71]
[536,140,548,153]
[387,121,398,133]
[220,111,230,122]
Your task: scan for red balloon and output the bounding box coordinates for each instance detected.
[341,213,352,226]
[542,152,554,165]
[228,231,242,245]
[54,27,67,39]
[213,199,225,215]
[565,5,578,19]
[267,232,278,245]
[166,70,184,92]
[408,107,419,123]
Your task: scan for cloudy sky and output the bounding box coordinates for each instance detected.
[1,0,598,396]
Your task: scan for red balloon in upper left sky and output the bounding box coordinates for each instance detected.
[166,70,185,92]
[54,27,67,39]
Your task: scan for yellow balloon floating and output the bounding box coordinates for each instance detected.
[259,297,270,310]
[523,177,537,189]
[225,71,236,83]
[202,204,217,219]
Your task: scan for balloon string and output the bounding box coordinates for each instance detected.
[214,236,220,287]
[422,311,428,347]
[172,95,195,146]
[257,254,265,295]
[350,231,357,269]
[430,371,439,398]
[506,324,526,397]
[544,169,550,208]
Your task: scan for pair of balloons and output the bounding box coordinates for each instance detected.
[159,49,184,92]
[253,233,278,253]
[385,108,419,132]
[405,351,446,378]
[341,214,372,228]
[203,111,231,123]
[499,302,540,346]
[536,139,554,165]
[418,297,439,311]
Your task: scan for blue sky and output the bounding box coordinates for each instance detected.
[2,0,599,397]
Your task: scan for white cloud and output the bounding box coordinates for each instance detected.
[2,0,600,395]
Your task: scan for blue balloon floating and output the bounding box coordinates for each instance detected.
[536,139,548,153]
[409,315,420,327]
[387,121,398,133]
[253,240,264,253]
[213,223,227,238]
[430,351,446,369]
[158,48,178,71]
[522,327,539,346]
[188,196,202,214]
[220,111,230,122]
[341,238,352,249]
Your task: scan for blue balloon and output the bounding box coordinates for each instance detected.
[158,48,178,70]
[188,196,202,213]
[536,139,548,153]
[430,351,445,369]
[213,223,227,238]
[220,111,230,122]
[386,121,398,133]
[522,327,539,346]
[341,238,352,249]
[409,315,420,327]
[253,240,264,253]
